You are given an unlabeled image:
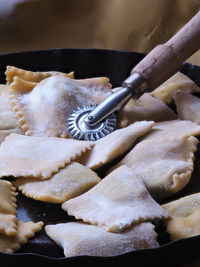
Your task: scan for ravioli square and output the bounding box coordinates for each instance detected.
[0,180,18,236]
[142,120,200,141]
[0,84,24,144]
[9,73,111,138]
[77,120,155,169]
[117,93,177,128]
[174,90,200,124]
[45,221,159,257]
[14,162,101,203]
[110,136,198,199]
[0,133,94,179]
[162,193,200,240]
[0,84,21,130]
[62,165,168,232]
[0,220,43,253]
[150,72,200,104]
[5,65,74,84]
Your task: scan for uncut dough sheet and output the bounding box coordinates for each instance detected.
[0,220,43,253]
[62,165,168,232]
[77,120,155,170]
[162,193,200,240]
[9,70,112,138]
[110,136,198,199]
[0,133,94,179]
[45,221,159,257]
[13,162,101,203]
[0,180,17,236]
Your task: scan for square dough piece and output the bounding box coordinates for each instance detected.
[0,84,21,130]
[62,165,168,232]
[0,133,94,179]
[77,121,155,170]
[110,136,198,199]
[45,221,159,257]
[0,220,43,253]
[9,74,112,138]
[162,193,200,240]
[14,162,101,203]
[0,180,17,236]
[5,65,74,84]
[0,85,24,144]
[116,92,177,128]
[141,120,200,141]
[173,90,200,124]
[150,72,200,104]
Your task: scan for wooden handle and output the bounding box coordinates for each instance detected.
[131,10,200,92]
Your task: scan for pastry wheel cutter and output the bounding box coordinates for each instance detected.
[67,11,200,141]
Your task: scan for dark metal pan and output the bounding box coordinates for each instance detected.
[0,48,200,266]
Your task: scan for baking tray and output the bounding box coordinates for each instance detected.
[0,48,200,266]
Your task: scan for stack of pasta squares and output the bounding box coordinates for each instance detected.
[0,63,200,256]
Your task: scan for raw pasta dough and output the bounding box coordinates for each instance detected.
[141,120,200,141]
[110,136,198,199]
[162,193,200,240]
[77,121,155,170]
[5,65,74,84]
[9,74,112,138]
[0,133,94,179]
[45,221,159,257]
[0,84,21,130]
[0,84,24,144]
[173,90,200,124]
[151,72,200,104]
[0,220,43,253]
[0,180,17,236]
[62,165,168,232]
[14,162,101,203]
[116,93,177,128]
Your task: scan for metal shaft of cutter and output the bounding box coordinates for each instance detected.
[84,73,148,127]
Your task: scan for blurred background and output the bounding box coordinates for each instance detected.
[0,0,200,58]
